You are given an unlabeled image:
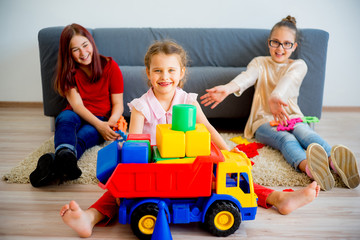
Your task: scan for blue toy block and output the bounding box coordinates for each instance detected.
[96,141,121,184]
[151,201,172,240]
[121,141,149,164]
[127,140,152,162]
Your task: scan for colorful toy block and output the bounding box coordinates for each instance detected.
[152,146,179,162]
[152,146,195,163]
[127,134,151,145]
[127,140,152,162]
[185,124,211,157]
[121,141,150,164]
[157,158,196,164]
[97,141,121,184]
[156,124,185,158]
[171,104,196,132]
[230,135,251,145]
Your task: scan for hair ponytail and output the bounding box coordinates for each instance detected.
[269,15,300,42]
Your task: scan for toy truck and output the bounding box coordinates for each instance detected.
[96,104,257,239]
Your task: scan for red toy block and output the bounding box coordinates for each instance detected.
[127,134,151,145]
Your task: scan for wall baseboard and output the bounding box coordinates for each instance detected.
[0,102,43,108]
[322,106,360,112]
[0,102,358,112]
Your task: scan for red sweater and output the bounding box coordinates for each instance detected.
[64,58,124,118]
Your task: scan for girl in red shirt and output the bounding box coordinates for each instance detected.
[30,23,124,187]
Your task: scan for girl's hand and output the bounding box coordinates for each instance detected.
[269,96,289,126]
[200,85,231,109]
[96,121,120,141]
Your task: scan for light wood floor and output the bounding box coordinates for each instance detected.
[0,106,359,239]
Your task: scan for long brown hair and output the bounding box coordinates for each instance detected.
[54,23,103,96]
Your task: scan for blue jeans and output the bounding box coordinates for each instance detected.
[254,122,331,171]
[54,110,106,159]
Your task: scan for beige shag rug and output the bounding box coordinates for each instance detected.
[2,133,345,187]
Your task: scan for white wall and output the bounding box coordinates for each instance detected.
[1,0,359,106]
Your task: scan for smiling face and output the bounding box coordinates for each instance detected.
[146,53,185,97]
[70,35,93,66]
[268,26,297,63]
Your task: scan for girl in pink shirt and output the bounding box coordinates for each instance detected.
[60,40,320,238]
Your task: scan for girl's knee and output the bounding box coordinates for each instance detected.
[56,110,81,125]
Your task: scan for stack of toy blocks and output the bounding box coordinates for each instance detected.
[155,104,211,162]
[96,104,212,184]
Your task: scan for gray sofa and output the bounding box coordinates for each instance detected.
[38,27,329,130]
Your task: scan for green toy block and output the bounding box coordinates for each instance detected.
[171,104,196,132]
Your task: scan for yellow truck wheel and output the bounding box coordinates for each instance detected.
[204,201,241,237]
[130,203,159,240]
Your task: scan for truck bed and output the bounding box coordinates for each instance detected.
[99,142,224,198]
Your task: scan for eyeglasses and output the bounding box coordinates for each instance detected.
[269,40,294,49]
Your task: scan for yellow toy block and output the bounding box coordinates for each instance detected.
[185,124,211,157]
[156,158,196,164]
[230,135,251,145]
[156,124,185,158]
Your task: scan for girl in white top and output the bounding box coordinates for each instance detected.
[201,16,359,191]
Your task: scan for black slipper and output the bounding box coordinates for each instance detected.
[55,148,82,181]
[29,153,56,187]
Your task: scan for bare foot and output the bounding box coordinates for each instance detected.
[60,200,97,238]
[269,181,320,215]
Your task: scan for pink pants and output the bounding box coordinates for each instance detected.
[90,183,275,225]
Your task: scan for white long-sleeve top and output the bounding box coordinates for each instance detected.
[231,56,308,139]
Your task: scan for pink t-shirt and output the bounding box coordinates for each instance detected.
[128,87,198,144]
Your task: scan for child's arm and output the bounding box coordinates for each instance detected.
[65,88,119,141]
[200,81,240,109]
[108,93,124,127]
[193,101,230,151]
[128,108,145,134]
[200,59,259,109]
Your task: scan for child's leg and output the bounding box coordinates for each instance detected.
[60,191,118,238]
[255,123,307,170]
[254,182,320,215]
[292,123,331,158]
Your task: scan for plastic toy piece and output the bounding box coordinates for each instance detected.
[152,146,178,162]
[121,141,149,164]
[151,201,173,240]
[235,142,265,158]
[152,146,193,163]
[115,129,127,142]
[96,141,121,184]
[127,134,151,144]
[302,116,319,123]
[156,124,186,158]
[185,124,211,157]
[157,158,196,164]
[171,104,196,132]
[127,140,152,162]
[269,120,279,127]
[230,135,251,145]
[276,117,303,131]
[100,142,223,198]
[113,116,128,132]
